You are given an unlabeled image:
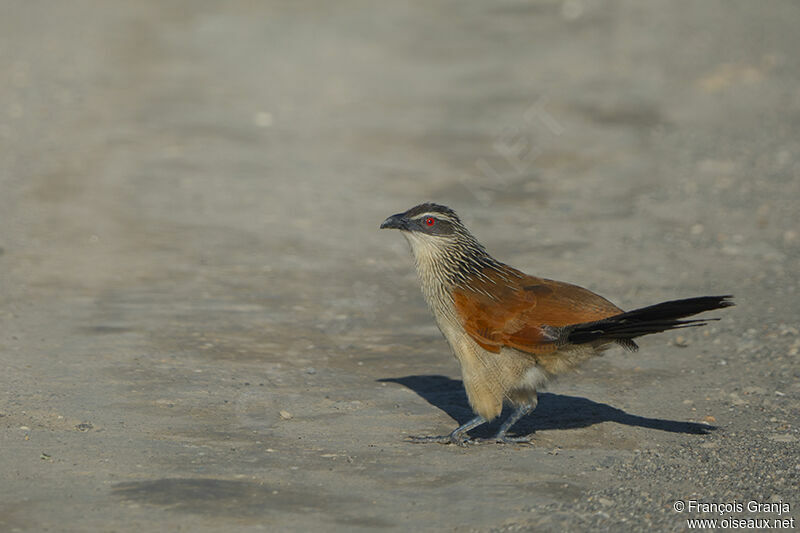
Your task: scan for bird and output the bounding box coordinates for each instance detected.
[380,202,733,445]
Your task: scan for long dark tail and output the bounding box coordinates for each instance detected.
[567,295,734,350]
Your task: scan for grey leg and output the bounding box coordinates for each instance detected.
[409,415,487,446]
[493,397,538,444]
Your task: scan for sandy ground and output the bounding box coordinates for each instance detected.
[1,1,799,531]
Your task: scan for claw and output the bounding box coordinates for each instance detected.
[407,433,533,446]
[407,434,473,446]
[494,434,534,446]
[407,415,487,446]
[469,434,534,446]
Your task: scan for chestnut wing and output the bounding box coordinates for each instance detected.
[452,271,623,355]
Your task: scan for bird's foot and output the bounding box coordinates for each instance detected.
[496,434,534,446]
[473,434,534,446]
[407,433,473,447]
[406,415,487,446]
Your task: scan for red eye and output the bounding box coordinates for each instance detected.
[425,217,435,226]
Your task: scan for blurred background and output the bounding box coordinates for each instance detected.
[1,1,798,531]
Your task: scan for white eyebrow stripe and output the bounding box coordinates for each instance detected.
[410,212,454,221]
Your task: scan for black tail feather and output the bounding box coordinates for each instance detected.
[567,295,734,346]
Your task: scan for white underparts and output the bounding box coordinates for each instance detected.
[402,231,546,419]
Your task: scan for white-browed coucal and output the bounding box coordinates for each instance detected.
[381,202,733,445]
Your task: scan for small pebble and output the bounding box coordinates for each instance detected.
[279,410,293,420]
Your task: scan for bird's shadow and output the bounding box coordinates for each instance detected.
[379,374,715,437]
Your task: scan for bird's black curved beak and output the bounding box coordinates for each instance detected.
[380,213,408,230]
